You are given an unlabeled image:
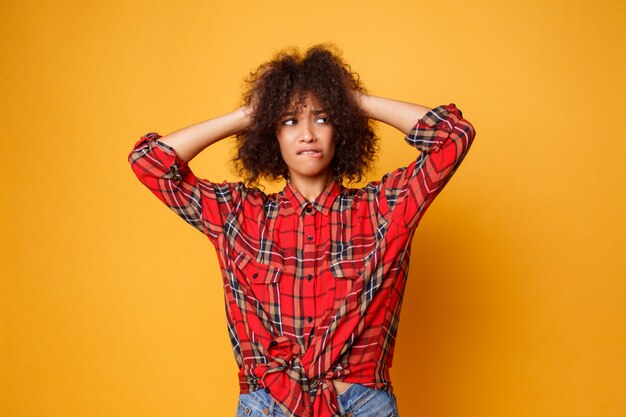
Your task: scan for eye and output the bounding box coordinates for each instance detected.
[281,118,296,126]
[315,117,329,124]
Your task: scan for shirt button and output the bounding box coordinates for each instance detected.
[306,274,312,281]
[269,340,278,347]
[305,207,313,214]
[264,387,271,393]
[252,273,259,279]
[307,235,313,241]
[307,316,313,324]
[263,407,269,414]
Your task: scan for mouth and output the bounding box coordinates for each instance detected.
[297,149,323,157]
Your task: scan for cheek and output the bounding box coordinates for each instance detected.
[276,139,293,164]
[275,135,286,154]
[329,135,337,158]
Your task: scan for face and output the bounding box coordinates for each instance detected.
[276,93,335,184]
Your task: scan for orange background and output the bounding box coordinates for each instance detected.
[1,1,625,416]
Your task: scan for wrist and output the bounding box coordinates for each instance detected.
[233,106,253,133]
[355,92,373,118]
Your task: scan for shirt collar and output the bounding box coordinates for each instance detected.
[282,178,342,216]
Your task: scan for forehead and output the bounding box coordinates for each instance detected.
[284,92,323,112]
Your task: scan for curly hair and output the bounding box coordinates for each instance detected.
[234,44,378,187]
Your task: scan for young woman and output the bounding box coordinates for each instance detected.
[128,45,476,417]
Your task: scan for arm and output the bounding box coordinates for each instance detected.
[356,93,432,135]
[359,95,476,229]
[128,106,255,240]
[157,106,252,163]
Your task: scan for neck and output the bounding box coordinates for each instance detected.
[289,172,335,202]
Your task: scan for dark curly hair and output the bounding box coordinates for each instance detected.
[234,44,378,187]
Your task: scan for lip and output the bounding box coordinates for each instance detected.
[296,148,323,158]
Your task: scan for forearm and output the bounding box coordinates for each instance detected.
[157,107,251,163]
[357,94,431,135]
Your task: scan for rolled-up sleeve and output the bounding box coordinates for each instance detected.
[380,103,476,229]
[128,132,244,241]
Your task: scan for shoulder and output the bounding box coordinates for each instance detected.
[196,179,270,204]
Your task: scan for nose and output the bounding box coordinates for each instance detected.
[299,122,316,142]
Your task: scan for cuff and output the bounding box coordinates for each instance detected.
[129,132,191,180]
[404,103,463,153]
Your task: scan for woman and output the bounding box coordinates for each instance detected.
[128,45,476,417]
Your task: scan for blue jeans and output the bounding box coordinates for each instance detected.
[235,383,399,417]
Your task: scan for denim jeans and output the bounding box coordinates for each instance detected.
[235,383,399,417]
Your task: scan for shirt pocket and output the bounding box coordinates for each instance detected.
[329,238,377,280]
[233,252,283,285]
[328,217,388,280]
[232,252,284,320]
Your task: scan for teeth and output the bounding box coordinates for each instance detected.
[300,151,319,155]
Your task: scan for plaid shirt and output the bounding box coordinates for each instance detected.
[128,103,475,417]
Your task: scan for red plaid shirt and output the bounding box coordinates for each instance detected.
[128,103,475,417]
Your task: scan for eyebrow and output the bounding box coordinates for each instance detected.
[282,108,327,116]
